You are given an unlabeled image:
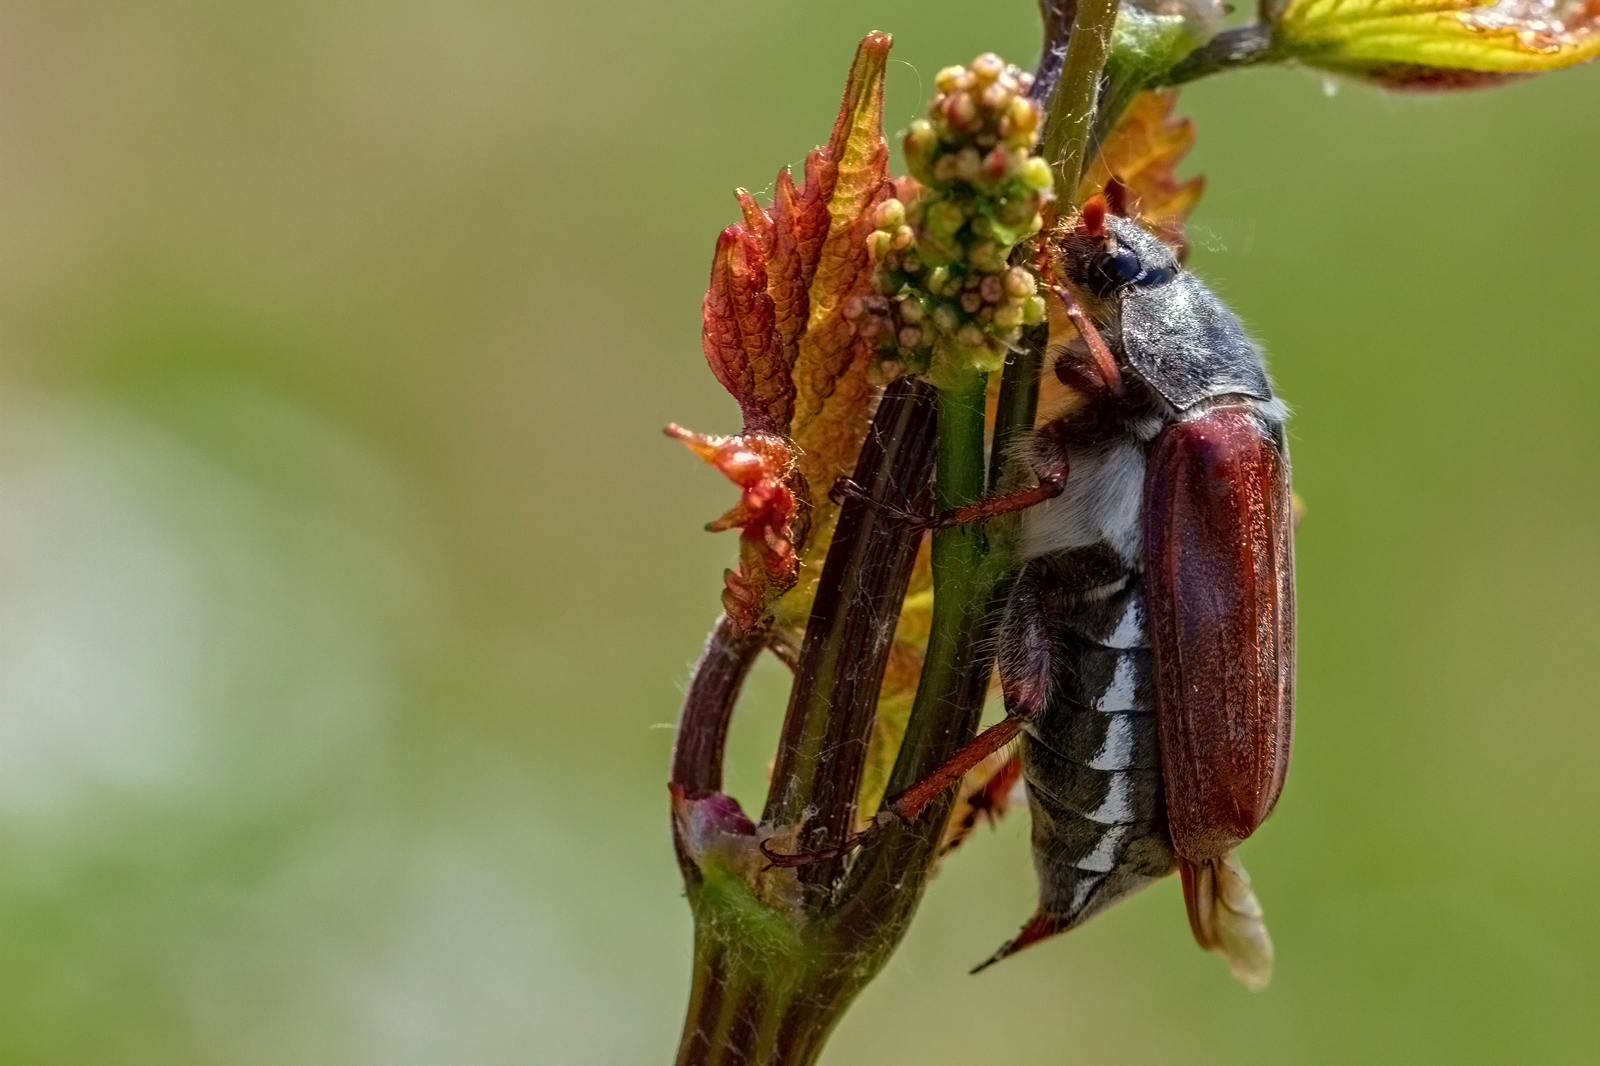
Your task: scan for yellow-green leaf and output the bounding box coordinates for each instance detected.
[1275,0,1600,81]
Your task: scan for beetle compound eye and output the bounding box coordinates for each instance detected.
[1084,246,1177,296]
[1084,247,1147,295]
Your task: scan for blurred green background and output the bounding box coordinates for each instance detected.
[0,2,1595,1063]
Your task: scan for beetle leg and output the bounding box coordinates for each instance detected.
[829,420,1071,531]
[759,718,1025,869]
[938,750,1024,856]
[765,563,1060,869]
[877,718,1024,825]
[1048,281,1122,395]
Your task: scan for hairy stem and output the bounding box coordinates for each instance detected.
[671,614,767,797]
[827,366,997,976]
[1040,0,1121,201]
[989,320,1048,495]
[763,378,937,888]
[1032,0,1081,102]
[841,367,995,921]
[890,368,992,793]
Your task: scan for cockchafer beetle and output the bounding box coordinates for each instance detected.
[768,192,1294,988]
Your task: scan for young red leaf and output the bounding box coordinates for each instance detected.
[786,33,894,547]
[681,34,897,635]
[666,425,810,632]
[701,227,793,435]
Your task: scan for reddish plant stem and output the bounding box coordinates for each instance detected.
[671,613,767,797]
[1032,0,1082,102]
[763,376,938,890]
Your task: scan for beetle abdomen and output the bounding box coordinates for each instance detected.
[1007,554,1178,936]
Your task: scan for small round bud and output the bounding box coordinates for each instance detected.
[980,274,1004,304]
[906,118,937,156]
[954,146,983,183]
[1003,266,1037,298]
[932,304,960,334]
[1021,156,1054,192]
[982,146,1009,181]
[970,53,1004,85]
[1021,295,1047,324]
[899,296,927,324]
[898,326,923,349]
[969,240,1005,273]
[944,92,978,131]
[868,230,893,262]
[973,342,1004,373]
[997,195,1036,226]
[980,82,1012,115]
[957,323,986,348]
[873,198,906,231]
[902,252,923,274]
[892,224,915,250]
[993,303,1025,330]
[932,153,961,184]
[1008,96,1040,136]
[927,266,952,295]
[960,290,983,314]
[843,295,867,321]
[935,65,966,93]
[926,199,965,238]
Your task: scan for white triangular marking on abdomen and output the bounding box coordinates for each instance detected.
[1087,773,1133,824]
[1096,656,1140,712]
[1089,715,1134,770]
[1076,824,1129,873]
[1106,599,1144,648]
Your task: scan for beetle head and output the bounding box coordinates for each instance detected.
[1058,198,1180,299]
[1053,198,1272,412]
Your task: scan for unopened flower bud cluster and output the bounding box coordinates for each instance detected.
[857,53,1052,378]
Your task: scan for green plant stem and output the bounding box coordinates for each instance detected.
[1041,0,1121,201]
[887,368,992,794]
[1163,23,1277,86]
[989,320,1048,495]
